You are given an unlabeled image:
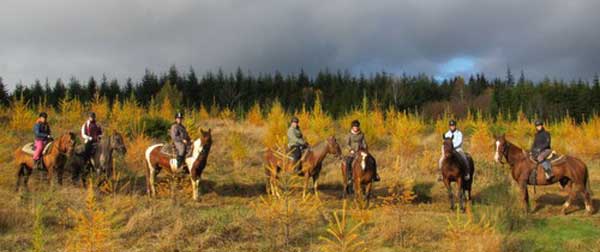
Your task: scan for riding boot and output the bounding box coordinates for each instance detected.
[346,159,353,184]
[177,155,186,172]
[293,147,302,173]
[542,160,552,180]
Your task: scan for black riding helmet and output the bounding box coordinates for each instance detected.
[175,112,184,119]
[291,116,299,123]
[351,120,360,127]
[39,112,48,118]
[449,119,457,126]
[88,112,96,119]
[534,119,543,126]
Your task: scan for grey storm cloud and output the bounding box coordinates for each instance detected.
[1,0,599,89]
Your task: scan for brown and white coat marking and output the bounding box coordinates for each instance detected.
[145,129,212,201]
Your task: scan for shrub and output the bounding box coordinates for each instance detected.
[140,116,171,140]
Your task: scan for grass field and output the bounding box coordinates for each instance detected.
[1,100,600,252]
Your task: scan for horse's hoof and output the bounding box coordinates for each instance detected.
[561,208,568,215]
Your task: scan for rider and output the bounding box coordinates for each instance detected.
[531,120,552,180]
[438,119,471,181]
[33,112,52,170]
[81,112,103,160]
[170,112,191,171]
[287,116,308,173]
[345,120,380,183]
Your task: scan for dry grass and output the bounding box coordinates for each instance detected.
[2,97,600,251]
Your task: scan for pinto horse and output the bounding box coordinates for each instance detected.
[145,129,212,201]
[264,136,341,197]
[341,148,378,204]
[15,132,76,191]
[70,131,127,186]
[494,134,593,215]
[441,137,474,211]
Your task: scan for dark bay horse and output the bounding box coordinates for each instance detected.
[15,132,76,191]
[70,131,127,186]
[441,137,474,211]
[341,148,377,204]
[494,134,593,215]
[145,129,212,201]
[264,136,341,197]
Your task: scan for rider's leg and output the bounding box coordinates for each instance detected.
[293,146,302,173]
[346,155,354,183]
[33,140,45,170]
[458,151,471,181]
[537,149,552,179]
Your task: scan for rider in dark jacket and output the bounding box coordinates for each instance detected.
[531,120,552,179]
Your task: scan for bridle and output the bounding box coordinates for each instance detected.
[497,140,511,165]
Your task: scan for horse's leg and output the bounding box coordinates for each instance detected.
[341,163,348,198]
[303,172,310,198]
[456,178,465,212]
[23,166,33,192]
[365,181,373,207]
[190,175,201,201]
[149,168,157,197]
[57,164,64,186]
[47,165,54,188]
[15,164,25,192]
[561,181,577,215]
[443,178,454,210]
[519,180,530,213]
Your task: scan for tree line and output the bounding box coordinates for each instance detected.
[1,66,599,122]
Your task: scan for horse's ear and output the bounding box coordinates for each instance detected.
[442,134,445,140]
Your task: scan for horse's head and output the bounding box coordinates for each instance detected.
[111,131,127,155]
[442,135,454,157]
[198,128,213,154]
[326,136,342,158]
[58,131,76,156]
[494,134,508,164]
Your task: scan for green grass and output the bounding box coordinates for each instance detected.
[506,217,600,252]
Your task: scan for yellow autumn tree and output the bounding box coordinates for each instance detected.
[66,182,113,252]
[263,100,288,149]
[246,102,264,126]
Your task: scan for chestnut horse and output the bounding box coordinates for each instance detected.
[494,134,593,215]
[264,136,342,197]
[145,129,212,201]
[441,137,474,211]
[341,148,378,204]
[15,132,76,191]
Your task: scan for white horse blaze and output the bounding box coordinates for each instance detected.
[360,152,368,170]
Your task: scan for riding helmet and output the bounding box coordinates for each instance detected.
[534,119,543,126]
[351,120,360,127]
[39,112,48,118]
[291,116,299,123]
[88,112,96,118]
[449,119,457,126]
[175,112,184,119]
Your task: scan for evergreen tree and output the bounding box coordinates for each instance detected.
[0,77,9,106]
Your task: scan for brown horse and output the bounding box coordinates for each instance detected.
[494,134,593,215]
[441,137,475,211]
[341,148,377,204]
[264,136,342,197]
[145,129,212,201]
[15,132,76,191]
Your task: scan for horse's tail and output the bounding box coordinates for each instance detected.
[585,165,592,196]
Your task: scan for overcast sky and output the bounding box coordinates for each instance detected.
[1,0,599,89]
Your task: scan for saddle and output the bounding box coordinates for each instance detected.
[528,150,566,164]
[21,142,53,156]
[159,144,193,158]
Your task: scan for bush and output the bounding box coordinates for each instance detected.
[141,116,171,140]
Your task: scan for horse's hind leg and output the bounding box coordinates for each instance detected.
[365,182,373,207]
[456,178,465,212]
[583,189,594,214]
[23,166,33,192]
[15,164,25,192]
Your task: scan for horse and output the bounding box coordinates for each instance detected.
[264,136,342,197]
[341,148,378,204]
[14,132,76,191]
[145,129,212,201]
[70,131,127,186]
[441,137,475,211]
[494,134,593,215]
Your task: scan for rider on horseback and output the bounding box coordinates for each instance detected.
[81,112,103,161]
[33,112,52,170]
[170,112,191,172]
[438,119,471,181]
[345,120,380,183]
[532,120,552,180]
[288,116,308,173]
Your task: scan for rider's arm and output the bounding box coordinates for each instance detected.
[34,123,48,139]
[545,132,551,149]
[170,125,180,143]
[81,122,91,141]
[346,134,353,153]
[295,129,306,145]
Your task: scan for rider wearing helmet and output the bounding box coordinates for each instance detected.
[438,119,471,181]
[81,112,103,160]
[532,120,552,179]
[345,120,380,183]
[170,112,191,171]
[287,116,308,173]
[33,112,52,170]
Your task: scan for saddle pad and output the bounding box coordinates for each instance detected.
[159,144,193,158]
[21,142,53,156]
[528,151,566,164]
